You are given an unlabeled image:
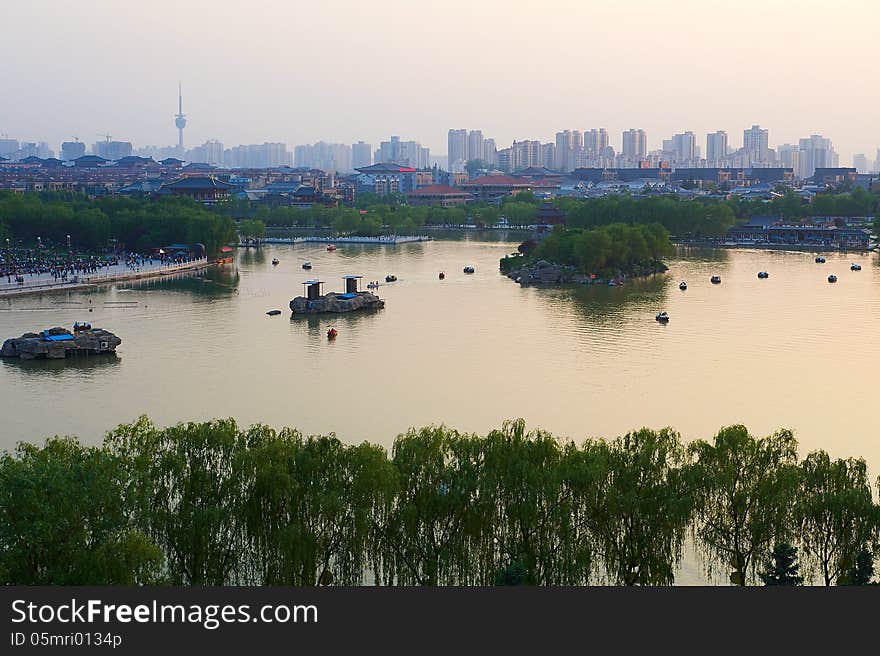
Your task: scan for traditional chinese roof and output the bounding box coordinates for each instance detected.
[461,175,532,187]
[161,176,236,191]
[355,162,418,174]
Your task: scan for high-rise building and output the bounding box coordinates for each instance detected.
[743,124,769,164]
[621,129,647,162]
[294,142,352,172]
[584,128,609,156]
[93,139,133,161]
[0,139,19,158]
[378,136,428,168]
[798,134,837,178]
[875,149,880,173]
[671,132,697,163]
[541,143,557,170]
[554,130,582,171]
[447,129,468,172]
[483,138,497,166]
[467,130,484,164]
[853,153,869,174]
[224,143,292,168]
[186,140,224,166]
[352,141,372,169]
[706,131,728,163]
[61,141,86,161]
[776,144,803,179]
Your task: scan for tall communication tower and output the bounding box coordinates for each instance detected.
[174,82,187,149]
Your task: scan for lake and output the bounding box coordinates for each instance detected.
[2,237,878,483]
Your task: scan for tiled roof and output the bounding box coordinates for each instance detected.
[162,176,236,190]
[462,175,532,186]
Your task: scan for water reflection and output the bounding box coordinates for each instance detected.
[1,352,120,377]
[127,267,241,297]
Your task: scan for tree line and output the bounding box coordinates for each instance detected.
[1,417,877,587]
[0,192,237,257]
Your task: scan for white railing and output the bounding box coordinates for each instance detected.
[0,258,210,295]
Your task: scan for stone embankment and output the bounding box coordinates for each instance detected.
[505,259,668,286]
[289,291,385,314]
[1,326,122,360]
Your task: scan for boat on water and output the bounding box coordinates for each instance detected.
[272,258,280,266]
[327,245,337,251]
[302,262,312,269]
[679,281,687,290]
[710,275,722,284]
[851,263,862,271]
[385,274,397,283]
[757,271,769,279]
[828,274,838,283]
[815,256,826,263]
[655,312,670,323]
[439,272,445,280]
[463,266,475,274]
[327,328,338,339]
[266,309,282,316]
[366,282,380,289]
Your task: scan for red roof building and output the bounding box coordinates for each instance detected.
[406,184,473,207]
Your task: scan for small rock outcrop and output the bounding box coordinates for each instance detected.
[289,291,385,314]
[1,326,122,360]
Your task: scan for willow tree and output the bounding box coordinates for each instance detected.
[0,437,161,585]
[240,426,395,586]
[105,416,248,585]
[688,425,800,586]
[797,451,876,586]
[379,426,485,585]
[579,428,693,585]
[480,420,591,585]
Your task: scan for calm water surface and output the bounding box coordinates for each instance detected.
[4,237,879,584]
[2,238,878,478]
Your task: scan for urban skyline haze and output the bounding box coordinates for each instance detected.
[2,0,878,162]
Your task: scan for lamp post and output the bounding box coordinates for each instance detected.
[36,237,41,268]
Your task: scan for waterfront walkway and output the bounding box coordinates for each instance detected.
[0,258,211,298]
[253,235,433,246]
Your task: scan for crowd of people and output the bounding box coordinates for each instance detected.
[1,248,201,286]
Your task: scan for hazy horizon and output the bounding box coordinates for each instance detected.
[2,0,878,162]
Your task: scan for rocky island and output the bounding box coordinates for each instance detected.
[500,223,672,287]
[1,325,122,360]
[289,290,385,314]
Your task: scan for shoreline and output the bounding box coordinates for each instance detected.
[673,240,875,253]
[0,258,213,299]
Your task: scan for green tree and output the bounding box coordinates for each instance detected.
[0,437,161,584]
[759,543,804,585]
[480,420,591,585]
[840,549,875,585]
[688,425,800,585]
[797,451,876,585]
[580,428,693,585]
[379,426,484,585]
[238,218,266,239]
[240,426,395,585]
[105,416,247,585]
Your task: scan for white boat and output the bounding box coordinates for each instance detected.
[655,311,669,322]
[851,263,862,271]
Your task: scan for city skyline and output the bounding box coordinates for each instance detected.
[2,1,878,164]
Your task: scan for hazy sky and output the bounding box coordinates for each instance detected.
[2,0,878,161]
